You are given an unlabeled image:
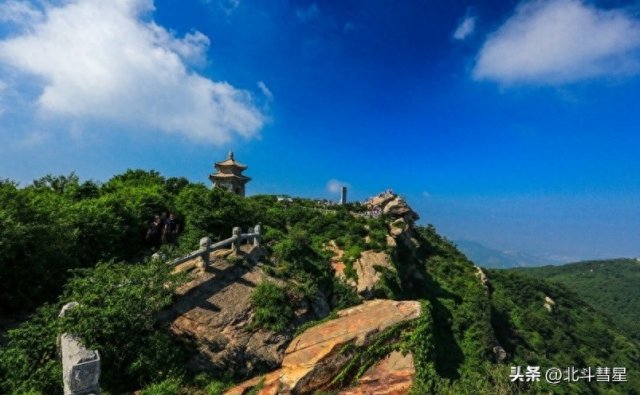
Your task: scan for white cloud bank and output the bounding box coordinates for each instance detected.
[473,0,640,85]
[0,0,264,144]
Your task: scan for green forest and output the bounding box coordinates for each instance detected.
[0,171,638,394]
[509,259,640,341]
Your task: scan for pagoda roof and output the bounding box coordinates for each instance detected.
[209,172,251,181]
[215,151,247,170]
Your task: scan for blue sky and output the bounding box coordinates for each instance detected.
[1,0,640,260]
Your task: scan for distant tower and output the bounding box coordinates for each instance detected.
[340,186,348,205]
[209,151,251,196]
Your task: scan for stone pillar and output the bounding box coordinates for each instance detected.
[247,227,254,246]
[232,227,241,252]
[59,303,101,395]
[253,224,262,247]
[199,237,211,268]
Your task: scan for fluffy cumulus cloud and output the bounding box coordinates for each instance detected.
[0,0,264,144]
[453,14,477,40]
[473,0,640,85]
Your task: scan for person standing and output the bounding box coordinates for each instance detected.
[165,213,179,244]
[146,215,162,249]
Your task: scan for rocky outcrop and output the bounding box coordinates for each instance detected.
[226,300,422,395]
[169,257,292,376]
[328,242,396,299]
[475,266,489,291]
[492,345,507,363]
[365,192,419,225]
[353,251,394,297]
[339,351,415,395]
[543,295,556,312]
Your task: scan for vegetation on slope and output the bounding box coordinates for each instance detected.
[509,259,640,341]
[0,170,638,394]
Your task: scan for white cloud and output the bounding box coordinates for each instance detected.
[0,0,43,26]
[0,0,264,144]
[453,14,477,40]
[257,81,273,100]
[473,0,640,85]
[327,178,349,194]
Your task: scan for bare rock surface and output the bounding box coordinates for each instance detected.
[225,299,421,395]
[365,192,419,225]
[327,241,394,299]
[339,351,415,395]
[169,252,289,376]
[354,251,394,297]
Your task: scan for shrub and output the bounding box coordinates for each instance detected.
[249,282,293,332]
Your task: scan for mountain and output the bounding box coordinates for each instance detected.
[508,259,640,341]
[1,173,638,394]
[455,239,570,268]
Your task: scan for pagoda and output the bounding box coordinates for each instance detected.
[209,151,251,196]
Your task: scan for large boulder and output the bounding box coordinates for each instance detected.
[226,300,421,395]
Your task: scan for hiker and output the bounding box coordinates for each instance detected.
[165,213,179,244]
[159,212,169,243]
[146,215,162,249]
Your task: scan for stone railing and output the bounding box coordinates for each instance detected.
[58,302,101,395]
[169,225,262,268]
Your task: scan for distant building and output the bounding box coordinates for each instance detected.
[339,186,348,205]
[209,151,251,196]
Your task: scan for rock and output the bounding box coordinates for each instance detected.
[475,266,489,289]
[339,351,415,395]
[60,334,101,395]
[382,197,419,224]
[226,300,421,395]
[386,235,397,248]
[492,346,507,363]
[327,240,396,299]
[59,303,101,395]
[169,260,292,376]
[366,191,396,209]
[543,295,556,312]
[354,251,394,298]
[389,219,406,237]
[311,292,331,318]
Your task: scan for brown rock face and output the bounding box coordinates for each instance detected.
[327,241,394,299]
[339,351,415,395]
[169,258,290,376]
[366,192,419,225]
[353,251,394,298]
[226,300,421,395]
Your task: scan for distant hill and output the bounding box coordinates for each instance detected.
[509,258,640,341]
[455,240,569,268]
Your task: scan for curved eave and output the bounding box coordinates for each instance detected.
[214,160,248,170]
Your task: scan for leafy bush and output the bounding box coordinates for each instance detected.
[140,377,182,395]
[249,282,293,332]
[0,260,188,394]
